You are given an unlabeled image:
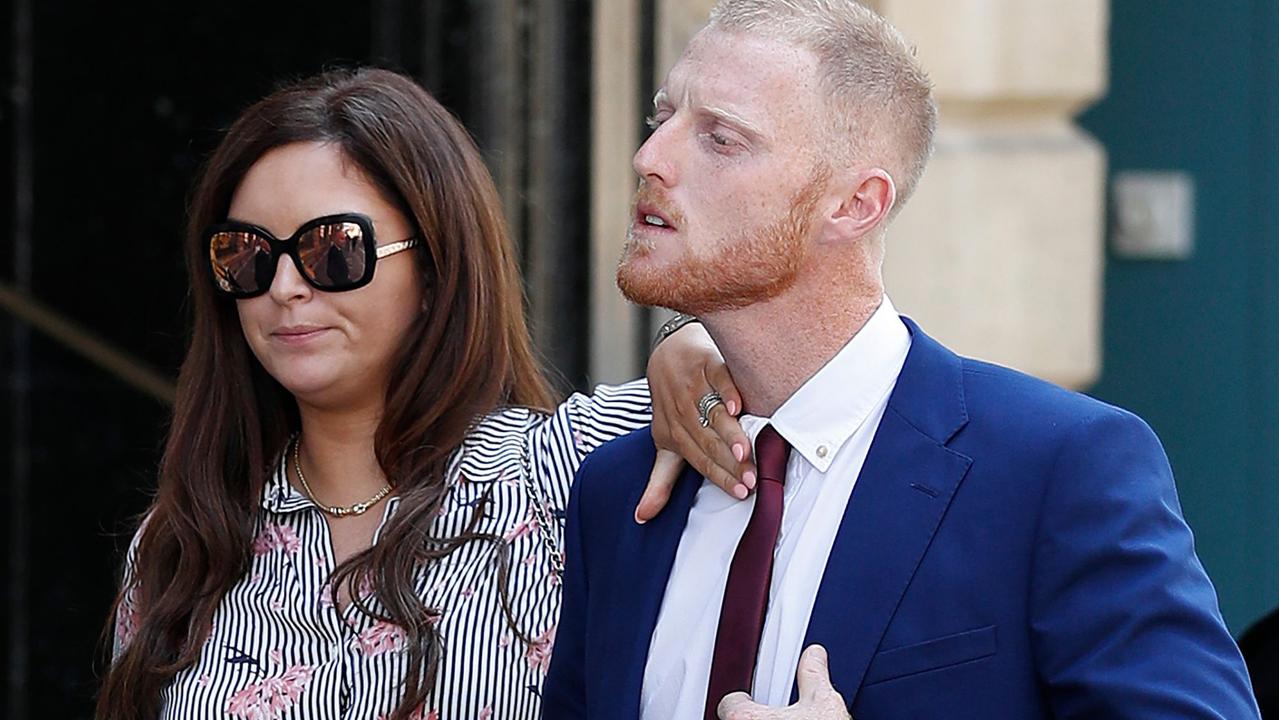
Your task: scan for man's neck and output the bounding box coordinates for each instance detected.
[701,284,884,417]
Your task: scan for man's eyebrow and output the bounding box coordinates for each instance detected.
[651,89,766,138]
[702,106,764,136]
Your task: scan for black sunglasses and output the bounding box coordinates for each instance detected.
[205,212,419,298]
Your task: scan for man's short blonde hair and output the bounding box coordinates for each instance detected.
[708,0,937,209]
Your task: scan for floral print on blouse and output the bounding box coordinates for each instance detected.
[113,381,651,719]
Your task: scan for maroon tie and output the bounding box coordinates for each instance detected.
[704,424,791,719]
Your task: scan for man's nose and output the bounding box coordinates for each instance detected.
[633,124,678,187]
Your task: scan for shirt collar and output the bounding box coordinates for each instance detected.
[261,453,315,514]
[260,444,418,518]
[739,296,911,473]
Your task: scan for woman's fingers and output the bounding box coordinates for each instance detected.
[647,321,714,440]
[702,346,753,482]
[644,319,755,513]
[692,403,752,495]
[671,418,746,496]
[705,357,743,421]
[706,391,755,490]
[640,418,750,523]
[651,383,753,506]
[636,450,685,523]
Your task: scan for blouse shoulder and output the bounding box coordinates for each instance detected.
[455,377,653,483]
[453,406,544,485]
[538,378,652,457]
[112,511,153,659]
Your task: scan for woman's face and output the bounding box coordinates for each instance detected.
[229,141,423,411]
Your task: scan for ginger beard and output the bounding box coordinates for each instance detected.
[617,168,829,315]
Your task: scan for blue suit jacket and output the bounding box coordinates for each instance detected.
[542,320,1259,719]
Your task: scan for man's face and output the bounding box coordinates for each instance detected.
[617,29,831,315]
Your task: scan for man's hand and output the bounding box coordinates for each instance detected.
[717,646,851,720]
[639,321,755,523]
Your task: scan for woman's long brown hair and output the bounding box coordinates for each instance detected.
[96,68,556,720]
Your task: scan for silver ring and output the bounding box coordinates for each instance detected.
[697,391,725,428]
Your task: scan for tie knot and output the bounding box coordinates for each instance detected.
[754,425,791,485]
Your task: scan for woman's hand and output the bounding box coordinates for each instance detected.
[638,321,756,523]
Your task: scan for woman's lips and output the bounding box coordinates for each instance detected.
[271,326,332,345]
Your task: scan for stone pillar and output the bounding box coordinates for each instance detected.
[589,0,719,382]
[871,0,1110,389]
[589,0,645,382]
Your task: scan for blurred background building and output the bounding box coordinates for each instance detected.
[2,0,1277,716]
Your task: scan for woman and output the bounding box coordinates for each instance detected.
[97,68,750,720]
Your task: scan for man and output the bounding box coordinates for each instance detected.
[542,1,1260,718]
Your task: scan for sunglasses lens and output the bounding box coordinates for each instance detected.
[209,231,273,295]
[298,221,369,289]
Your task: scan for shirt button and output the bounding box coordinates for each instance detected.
[816,445,829,459]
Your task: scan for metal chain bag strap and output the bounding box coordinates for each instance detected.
[518,437,566,580]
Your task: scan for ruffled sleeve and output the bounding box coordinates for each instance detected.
[525,379,652,531]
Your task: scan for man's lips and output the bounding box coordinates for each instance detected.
[634,202,677,231]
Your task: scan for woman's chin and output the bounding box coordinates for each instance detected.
[272,372,347,404]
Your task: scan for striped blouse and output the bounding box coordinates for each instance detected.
[114,380,652,720]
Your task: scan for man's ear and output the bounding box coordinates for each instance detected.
[827,168,896,241]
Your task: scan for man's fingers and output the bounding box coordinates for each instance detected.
[636,450,683,523]
[796,645,833,700]
[795,644,848,716]
[712,652,846,720]
[717,691,765,720]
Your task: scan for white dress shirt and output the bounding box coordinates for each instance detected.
[641,297,912,718]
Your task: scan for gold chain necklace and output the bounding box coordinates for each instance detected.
[292,435,392,518]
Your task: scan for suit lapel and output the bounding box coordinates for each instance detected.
[599,463,704,719]
[800,319,973,703]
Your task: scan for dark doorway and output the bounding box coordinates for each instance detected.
[3,1,595,717]
[4,1,596,716]
[4,3,375,717]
